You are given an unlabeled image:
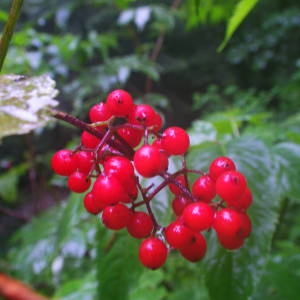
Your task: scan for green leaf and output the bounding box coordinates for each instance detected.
[54,270,97,300]
[7,193,96,282]
[253,249,300,300]
[0,74,58,141]
[96,232,143,300]
[272,142,300,201]
[0,163,27,202]
[129,269,167,300]
[218,0,260,51]
[188,136,281,299]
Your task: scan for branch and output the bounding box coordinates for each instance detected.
[0,273,48,300]
[0,0,24,71]
[145,0,182,93]
[51,109,135,159]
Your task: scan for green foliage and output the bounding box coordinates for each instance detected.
[1,0,300,299]
[218,0,260,51]
[0,163,27,203]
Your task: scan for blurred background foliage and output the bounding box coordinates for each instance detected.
[1,0,300,299]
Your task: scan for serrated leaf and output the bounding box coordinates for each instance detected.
[7,193,95,282]
[218,0,260,51]
[188,136,281,299]
[272,142,300,201]
[97,232,142,300]
[0,74,58,141]
[54,270,97,300]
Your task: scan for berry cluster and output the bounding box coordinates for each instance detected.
[51,89,253,270]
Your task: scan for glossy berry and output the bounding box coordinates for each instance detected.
[138,237,168,269]
[218,234,245,250]
[182,202,214,231]
[133,145,168,178]
[161,127,190,155]
[172,196,193,216]
[92,175,130,206]
[83,192,103,215]
[106,89,134,117]
[129,104,157,127]
[165,221,194,249]
[127,211,154,238]
[213,208,245,243]
[117,127,143,148]
[89,102,112,124]
[233,187,253,211]
[51,149,76,176]
[151,113,163,133]
[103,156,134,185]
[179,232,207,262]
[101,203,132,230]
[191,174,216,203]
[215,171,247,205]
[209,156,236,181]
[74,150,94,174]
[81,131,101,148]
[67,171,91,193]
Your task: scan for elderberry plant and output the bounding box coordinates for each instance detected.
[51,89,253,269]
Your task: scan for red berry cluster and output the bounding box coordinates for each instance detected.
[51,89,253,270]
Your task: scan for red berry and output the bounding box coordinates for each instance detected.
[191,174,216,203]
[123,175,139,200]
[165,221,194,249]
[92,175,130,206]
[117,127,143,148]
[67,171,91,193]
[213,208,246,241]
[51,149,76,176]
[101,204,132,230]
[133,145,168,178]
[81,131,101,148]
[89,102,112,124]
[179,232,207,262]
[74,150,94,174]
[129,104,157,127]
[83,192,103,214]
[106,89,134,117]
[138,237,168,269]
[161,127,190,155]
[103,156,134,185]
[151,113,163,133]
[233,187,253,211]
[168,175,187,195]
[215,171,247,205]
[209,156,236,181]
[127,211,154,238]
[218,234,245,250]
[239,211,252,238]
[182,202,214,231]
[172,195,192,216]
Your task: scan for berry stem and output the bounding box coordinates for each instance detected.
[136,180,160,231]
[160,172,195,201]
[51,109,135,159]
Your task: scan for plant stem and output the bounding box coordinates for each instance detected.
[51,109,135,159]
[145,0,182,93]
[0,0,24,72]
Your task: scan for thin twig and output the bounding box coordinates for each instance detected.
[51,109,135,159]
[0,0,24,71]
[145,0,182,93]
